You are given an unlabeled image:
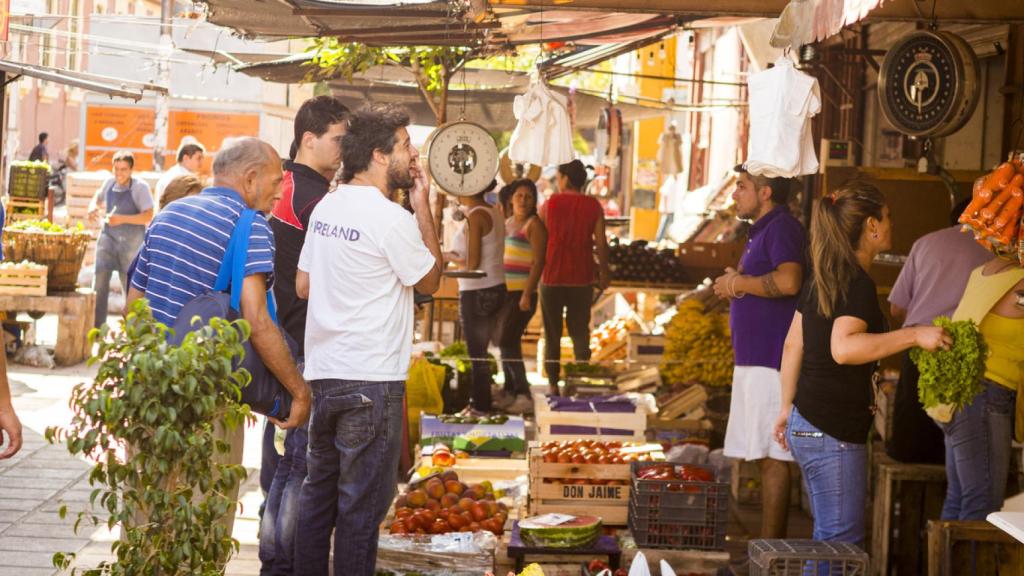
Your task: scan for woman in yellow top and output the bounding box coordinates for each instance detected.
[942,256,1024,520]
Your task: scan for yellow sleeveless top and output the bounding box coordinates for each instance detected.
[952,265,1024,391]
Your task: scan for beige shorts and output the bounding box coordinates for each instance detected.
[723,365,794,462]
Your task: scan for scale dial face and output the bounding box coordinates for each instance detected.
[426,121,499,197]
[878,30,979,138]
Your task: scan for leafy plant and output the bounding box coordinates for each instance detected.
[45,299,254,575]
[7,219,88,234]
[911,316,988,410]
[308,39,472,124]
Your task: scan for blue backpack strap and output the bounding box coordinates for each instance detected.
[214,208,278,324]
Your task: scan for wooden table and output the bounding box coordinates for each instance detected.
[0,289,95,366]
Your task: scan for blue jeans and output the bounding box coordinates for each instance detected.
[260,421,281,497]
[293,379,405,576]
[787,406,867,547]
[941,380,1015,520]
[459,285,506,411]
[258,424,307,575]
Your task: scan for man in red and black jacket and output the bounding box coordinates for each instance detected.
[260,95,349,576]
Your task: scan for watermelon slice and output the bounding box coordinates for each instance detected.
[519,514,602,549]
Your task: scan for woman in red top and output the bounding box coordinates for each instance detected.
[539,160,609,393]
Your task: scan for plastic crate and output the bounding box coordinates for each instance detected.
[748,539,870,576]
[628,461,729,550]
[8,165,49,199]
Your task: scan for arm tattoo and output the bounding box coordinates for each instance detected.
[762,273,782,297]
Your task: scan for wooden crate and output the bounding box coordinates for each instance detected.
[6,198,46,222]
[627,333,665,366]
[677,239,745,283]
[0,265,47,296]
[419,455,529,485]
[646,417,712,446]
[534,395,646,442]
[927,520,1024,576]
[871,458,947,576]
[527,445,632,525]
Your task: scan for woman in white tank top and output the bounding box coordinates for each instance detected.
[446,181,507,413]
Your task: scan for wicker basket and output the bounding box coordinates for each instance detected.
[2,229,92,292]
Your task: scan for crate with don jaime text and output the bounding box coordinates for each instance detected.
[534,394,646,442]
[528,442,664,526]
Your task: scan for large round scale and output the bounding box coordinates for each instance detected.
[426,121,499,197]
[878,30,979,138]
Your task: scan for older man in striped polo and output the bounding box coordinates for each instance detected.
[126,139,311,533]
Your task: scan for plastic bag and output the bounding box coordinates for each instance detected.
[660,559,677,576]
[406,357,447,447]
[13,344,54,369]
[629,551,652,576]
[376,531,497,576]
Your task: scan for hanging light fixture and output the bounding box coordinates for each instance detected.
[647,50,655,66]
[658,43,666,59]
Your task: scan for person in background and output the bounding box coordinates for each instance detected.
[0,351,21,460]
[712,165,805,539]
[539,160,609,394]
[773,182,949,547]
[157,175,203,211]
[446,179,506,414]
[155,141,206,201]
[62,140,80,172]
[88,151,154,329]
[940,255,1024,520]
[29,132,49,163]
[260,95,349,576]
[293,104,442,576]
[495,179,547,414]
[887,199,992,464]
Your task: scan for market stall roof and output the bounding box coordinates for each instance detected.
[324,80,664,130]
[0,59,167,101]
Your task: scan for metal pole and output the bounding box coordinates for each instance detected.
[153,0,172,171]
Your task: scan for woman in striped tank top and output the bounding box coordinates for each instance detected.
[495,179,547,414]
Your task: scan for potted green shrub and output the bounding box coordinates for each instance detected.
[46,299,253,575]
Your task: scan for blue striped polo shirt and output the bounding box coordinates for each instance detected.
[129,187,276,325]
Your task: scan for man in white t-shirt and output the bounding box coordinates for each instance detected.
[154,140,205,203]
[292,104,443,576]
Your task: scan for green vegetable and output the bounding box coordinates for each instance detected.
[911,316,988,411]
[6,219,88,234]
[11,160,50,170]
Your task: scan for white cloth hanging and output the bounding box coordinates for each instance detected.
[744,57,820,178]
[657,128,684,176]
[508,82,575,167]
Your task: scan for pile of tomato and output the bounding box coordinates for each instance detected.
[539,440,661,465]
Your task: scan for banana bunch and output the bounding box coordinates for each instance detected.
[660,299,734,387]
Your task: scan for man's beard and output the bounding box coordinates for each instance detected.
[387,160,415,192]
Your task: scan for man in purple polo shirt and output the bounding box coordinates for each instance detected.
[713,164,805,538]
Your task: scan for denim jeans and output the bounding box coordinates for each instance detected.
[293,379,405,576]
[496,290,537,397]
[459,285,506,412]
[787,406,867,547]
[941,380,1016,520]
[258,424,307,576]
[93,229,144,328]
[260,421,281,497]
[540,284,593,385]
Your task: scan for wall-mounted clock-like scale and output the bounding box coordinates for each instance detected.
[878,30,980,138]
[426,121,499,197]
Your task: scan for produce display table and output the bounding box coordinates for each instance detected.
[0,289,95,365]
[507,521,621,573]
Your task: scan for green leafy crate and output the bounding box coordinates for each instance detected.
[8,163,50,199]
[911,316,988,412]
[420,414,526,455]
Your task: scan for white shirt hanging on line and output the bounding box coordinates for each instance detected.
[744,57,821,178]
[508,82,575,167]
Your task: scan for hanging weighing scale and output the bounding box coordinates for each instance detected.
[877,29,980,138]
[426,120,500,197]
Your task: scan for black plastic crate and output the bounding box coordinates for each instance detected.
[8,165,49,199]
[749,539,870,575]
[628,461,729,550]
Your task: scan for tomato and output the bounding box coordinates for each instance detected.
[588,559,609,572]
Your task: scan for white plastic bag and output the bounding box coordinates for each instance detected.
[629,551,652,576]
[660,559,677,576]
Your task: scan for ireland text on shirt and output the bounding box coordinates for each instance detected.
[312,220,361,241]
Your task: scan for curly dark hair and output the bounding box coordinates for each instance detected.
[341,104,410,183]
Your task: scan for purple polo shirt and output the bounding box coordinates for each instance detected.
[730,206,806,370]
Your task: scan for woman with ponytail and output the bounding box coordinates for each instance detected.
[771,182,951,546]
